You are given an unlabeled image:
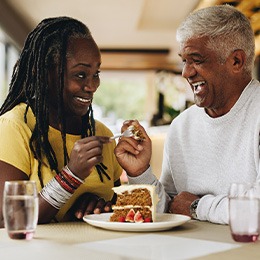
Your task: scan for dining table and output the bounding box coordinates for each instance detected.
[1,214,260,260]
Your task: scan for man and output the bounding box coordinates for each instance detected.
[114,5,260,224]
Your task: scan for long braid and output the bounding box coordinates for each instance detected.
[81,106,110,182]
[0,17,110,187]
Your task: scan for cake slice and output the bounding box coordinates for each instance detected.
[110,184,159,223]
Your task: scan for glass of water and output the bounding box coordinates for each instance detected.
[3,180,39,240]
[229,183,259,242]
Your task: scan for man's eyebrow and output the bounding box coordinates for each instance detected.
[178,52,203,58]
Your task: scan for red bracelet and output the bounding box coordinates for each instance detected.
[55,173,75,194]
[64,166,84,183]
[61,168,82,187]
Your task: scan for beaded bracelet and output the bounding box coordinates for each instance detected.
[40,177,72,209]
[55,173,75,194]
[63,165,84,184]
[40,165,84,209]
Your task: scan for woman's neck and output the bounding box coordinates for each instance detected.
[49,114,84,135]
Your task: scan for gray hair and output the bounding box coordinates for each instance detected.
[176,5,255,74]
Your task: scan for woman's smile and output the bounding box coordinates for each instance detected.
[74,96,92,104]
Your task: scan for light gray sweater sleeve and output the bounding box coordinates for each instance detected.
[127,166,171,213]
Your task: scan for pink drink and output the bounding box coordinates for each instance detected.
[231,233,259,243]
[229,196,259,243]
[3,194,38,240]
[8,230,35,240]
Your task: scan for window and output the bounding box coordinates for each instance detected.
[0,28,19,106]
[93,70,157,133]
[0,41,5,103]
[93,69,192,134]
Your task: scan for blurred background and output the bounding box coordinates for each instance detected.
[0,0,259,176]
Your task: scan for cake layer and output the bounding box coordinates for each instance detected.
[114,188,152,207]
[110,184,159,223]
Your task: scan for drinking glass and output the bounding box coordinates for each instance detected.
[3,180,39,240]
[229,183,259,242]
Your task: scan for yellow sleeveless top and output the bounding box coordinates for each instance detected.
[0,103,122,221]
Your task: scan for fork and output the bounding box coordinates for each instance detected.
[110,125,134,140]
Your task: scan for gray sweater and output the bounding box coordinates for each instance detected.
[128,79,260,224]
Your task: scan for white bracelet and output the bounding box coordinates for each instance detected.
[40,177,72,209]
[64,165,84,183]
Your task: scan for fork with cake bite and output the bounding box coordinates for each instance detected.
[110,125,134,140]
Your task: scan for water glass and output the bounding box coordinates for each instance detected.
[229,183,259,242]
[3,180,39,240]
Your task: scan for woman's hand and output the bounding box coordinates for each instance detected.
[63,192,113,221]
[114,120,152,177]
[68,136,111,180]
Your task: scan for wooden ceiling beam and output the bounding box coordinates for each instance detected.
[100,51,180,72]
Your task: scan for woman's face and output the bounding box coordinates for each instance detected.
[49,37,101,119]
[64,37,101,117]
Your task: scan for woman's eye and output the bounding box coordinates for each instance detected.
[94,71,100,78]
[77,72,86,79]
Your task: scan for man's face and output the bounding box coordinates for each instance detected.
[178,36,234,117]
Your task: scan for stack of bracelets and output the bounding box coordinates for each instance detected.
[40,165,84,209]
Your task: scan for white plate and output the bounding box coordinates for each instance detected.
[83,213,190,232]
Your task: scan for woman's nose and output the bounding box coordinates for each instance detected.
[83,80,99,92]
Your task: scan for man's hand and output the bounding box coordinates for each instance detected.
[114,120,151,177]
[168,191,199,217]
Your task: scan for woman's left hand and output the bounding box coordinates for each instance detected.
[63,192,113,221]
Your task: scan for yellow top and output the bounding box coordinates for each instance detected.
[0,103,122,221]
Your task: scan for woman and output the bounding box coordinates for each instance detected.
[0,17,122,227]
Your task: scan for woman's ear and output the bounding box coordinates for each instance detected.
[231,49,246,72]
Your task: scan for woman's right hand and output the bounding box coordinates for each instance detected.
[68,136,111,180]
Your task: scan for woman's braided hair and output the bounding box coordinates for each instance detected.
[0,17,109,187]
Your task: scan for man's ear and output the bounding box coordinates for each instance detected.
[231,49,246,72]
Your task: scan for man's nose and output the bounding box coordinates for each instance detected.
[182,63,197,79]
